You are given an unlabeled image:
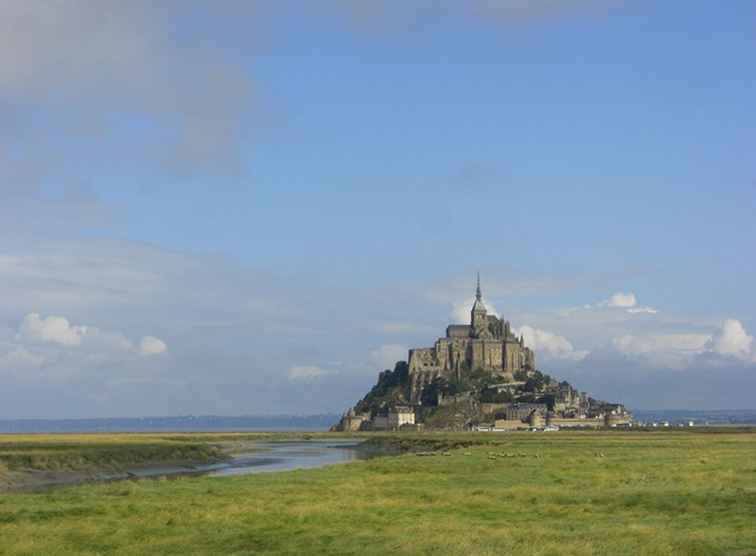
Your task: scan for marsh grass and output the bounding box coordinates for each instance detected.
[0,431,755,555]
[0,434,236,474]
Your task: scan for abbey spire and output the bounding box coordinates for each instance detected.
[472,272,486,316]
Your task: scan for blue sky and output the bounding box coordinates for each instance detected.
[1,1,755,418]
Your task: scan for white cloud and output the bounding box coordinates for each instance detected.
[369,344,408,370]
[579,291,658,315]
[612,333,710,369]
[515,325,588,361]
[287,365,332,380]
[606,292,637,308]
[611,319,756,368]
[139,336,167,356]
[626,307,659,315]
[14,312,163,358]
[706,319,754,361]
[613,334,710,355]
[17,313,87,346]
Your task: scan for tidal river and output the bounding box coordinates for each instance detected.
[7,439,391,492]
[205,439,374,476]
[125,439,379,480]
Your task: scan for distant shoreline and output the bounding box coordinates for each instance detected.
[3,410,756,433]
[0,415,341,434]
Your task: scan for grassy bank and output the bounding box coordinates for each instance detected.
[1,431,756,555]
[0,434,238,477]
[0,432,365,490]
[0,433,259,489]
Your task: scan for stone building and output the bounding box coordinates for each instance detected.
[553,382,580,412]
[330,408,370,432]
[388,406,416,429]
[528,410,546,428]
[603,404,632,427]
[408,275,536,402]
[371,414,389,431]
[504,403,548,421]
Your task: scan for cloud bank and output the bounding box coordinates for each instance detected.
[707,319,755,361]
[516,325,589,361]
[610,319,756,369]
[0,1,253,174]
[18,314,88,347]
[288,365,334,380]
[13,313,166,358]
[0,241,754,417]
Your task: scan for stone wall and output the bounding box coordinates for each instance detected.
[605,413,632,427]
[547,417,603,428]
[493,419,529,430]
[480,402,511,415]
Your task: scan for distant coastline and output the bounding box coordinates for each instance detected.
[631,409,756,426]
[0,414,342,434]
[1,410,755,433]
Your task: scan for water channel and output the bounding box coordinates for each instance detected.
[125,439,380,480]
[9,440,389,492]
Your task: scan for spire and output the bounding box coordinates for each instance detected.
[471,271,486,315]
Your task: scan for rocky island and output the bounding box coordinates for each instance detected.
[334,276,631,431]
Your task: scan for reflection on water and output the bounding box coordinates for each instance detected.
[201,440,372,477]
[13,440,379,492]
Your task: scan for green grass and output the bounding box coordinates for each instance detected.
[0,432,348,476]
[1,431,756,555]
[0,434,237,476]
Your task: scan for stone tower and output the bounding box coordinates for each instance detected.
[407,272,537,402]
[470,272,489,338]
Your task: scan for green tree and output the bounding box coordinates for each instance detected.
[513,370,529,382]
[354,360,410,414]
[480,388,514,403]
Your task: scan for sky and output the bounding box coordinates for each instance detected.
[1,1,755,418]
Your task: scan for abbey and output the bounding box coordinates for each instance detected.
[332,273,632,432]
[408,275,535,402]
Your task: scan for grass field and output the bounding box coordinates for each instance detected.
[1,430,755,555]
